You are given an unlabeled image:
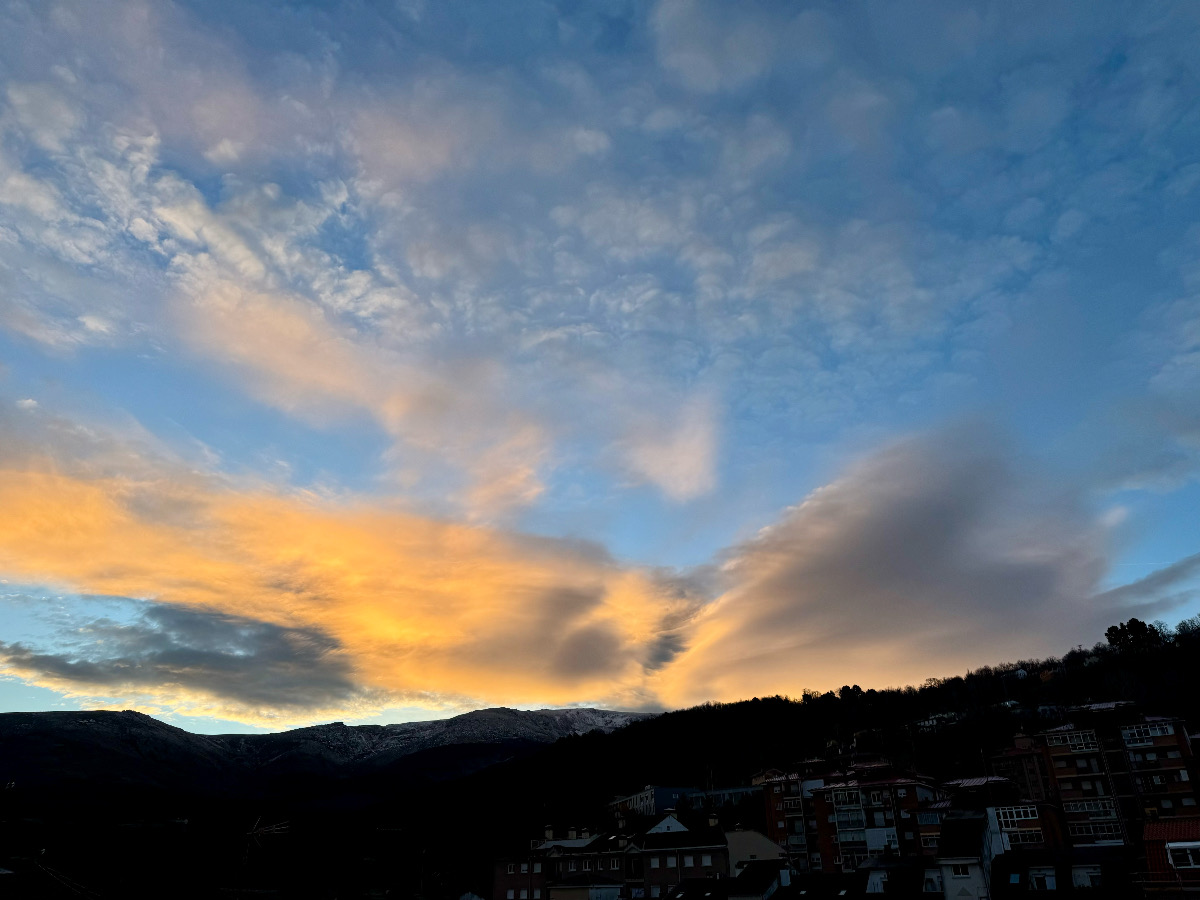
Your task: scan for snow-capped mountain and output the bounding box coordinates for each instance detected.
[0,706,655,792]
[212,706,654,772]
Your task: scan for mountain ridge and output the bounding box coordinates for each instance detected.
[0,705,655,794]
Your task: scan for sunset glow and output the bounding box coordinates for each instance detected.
[1,1,1198,731]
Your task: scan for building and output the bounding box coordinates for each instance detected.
[1141,818,1200,893]
[809,770,939,874]
[627,815,730,899]
[611,788,699,818]
[724,829,787,875]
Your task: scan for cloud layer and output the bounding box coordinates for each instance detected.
[0,410,1192,725]
[1,1,1199,725]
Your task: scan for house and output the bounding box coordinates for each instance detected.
[933,810,995,899]
[1142,817,1200,892]
[725,829,788,875]
[629,815,730,899]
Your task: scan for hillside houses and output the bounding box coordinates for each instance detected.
[494,703,1200,898]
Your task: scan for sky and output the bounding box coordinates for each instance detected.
[0,0,1198,734]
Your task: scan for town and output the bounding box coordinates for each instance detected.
[493,701,1200,898]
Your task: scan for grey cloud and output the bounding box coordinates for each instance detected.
[666,425,1156,699]
[550,624,624,678]
[1093,553,1200,613]
[0,601,361,711]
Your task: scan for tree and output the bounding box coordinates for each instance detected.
[1105,617,1165,652]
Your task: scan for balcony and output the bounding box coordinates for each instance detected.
[1046,730,1100,752]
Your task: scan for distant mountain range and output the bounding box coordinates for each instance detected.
[0,706,654,801]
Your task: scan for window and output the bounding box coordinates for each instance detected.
[921,836,939,848]
[534,892,541,899]
[1047,729,1099,751]
[1169,750,1183,759]
[683,856,693,867]
[1029,868,1056,891]
[778,820,786,829]
[1064,799,1117,818]
[917,812,942,825]
[952,864,970,877]
[774,785,782,793]
[569,861,577,872]
[611,859,620,870]
[1184,798,1197,807]
[506,892,514,899]
[1162,800,1174,809]
[507,864,516,875]
[521,863,529,874]
[995,807,1038,827]
[1170,847,1200,868]
[520,891,528,899]
[650,857,660,869]
[1123,723,1174,745]
[1069,822,1122,838]
[1081,780,1092,790]
[667,856,677,867]
[1054,760,1067,768]
[1007,829,1044,845]
[533,863,542,874]
[702,855,712,867]
[651,888,661,899]
[896,789,908,799]
[583,860,591,871]
[1147,752,1158,761]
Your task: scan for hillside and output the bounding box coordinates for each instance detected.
[2,616,1199,898]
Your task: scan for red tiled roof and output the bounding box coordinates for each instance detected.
[1144,818,1200,843]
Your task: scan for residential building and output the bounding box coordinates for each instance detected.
[1141,817,1200,893]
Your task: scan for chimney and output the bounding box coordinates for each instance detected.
[581,829,590,839]
[545,826,554,840]
[568,828,577,840]
[708,815,719,828]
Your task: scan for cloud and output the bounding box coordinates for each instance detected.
[0,602,366,722]
[1093,552,1200,614]
[652,0,782,93]
[655,427,1125,706]
[619,393,718,501]
[0,408,1195,723]
[0,411,701,721]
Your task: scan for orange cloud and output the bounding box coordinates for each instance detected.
[0,458,695,723]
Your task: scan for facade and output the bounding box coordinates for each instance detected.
[809,772,938,874]
[610,788,697,818]
[1142,818,1200,893]
[760,772,824,869]
[495,817,729,900]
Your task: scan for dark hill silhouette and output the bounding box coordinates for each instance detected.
[1,615,1198,898]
